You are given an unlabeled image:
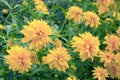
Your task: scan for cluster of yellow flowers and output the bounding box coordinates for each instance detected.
[67,6,100,28]
[3,0,120,79]
[33,0,49,14]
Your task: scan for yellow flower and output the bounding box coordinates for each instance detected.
[30,52,40,64]
[93,66,108,80]
[67,75,77,80]
[104,34,120,52]
[98,6,109,15]
[97,0,114,7]
[83,11,100,28]
[72,32,100,61]
[100,51,115,67]
[4,46,32,73]
[21,19,52,51]
[34,0,49,14]
[35,5,49,14]
[116,27,120,37]
[0,24,5,30]
[22,1,28,6]
[66,6,83,23]
[42,47,71,72]
[34,0,44,5]
[107,63,120,79]
[2,9,8,14]
[52,39,62,47]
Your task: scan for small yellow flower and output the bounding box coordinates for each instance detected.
[22,1,28,6]
[5,46,32,73]
[42,47,71,72]
[93,66,108,80]
[83,11,100,28]
[72,32,100,61]
[34,0,49,14]
[2,9,8,14]
[98,6,109,15]
[97,0,114,7]
[35,5,49,14]
[100,51,115,67]
[0,24,5,30]
[104,34,120,52]
[67,75,77,80]
[66,6,83,23]
[107,63,120,79]
[21,19,52,51]
[52,39,62,47]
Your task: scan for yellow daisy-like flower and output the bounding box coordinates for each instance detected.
[34,0,49,14]
[67,75,77,80]
[97,0,114,7]
[4,46,32,73]
[107,63,120,79]
[42,47,71,72]
[83,11,100,28]
[100,51,115,67]
[72,32,100,61]
[21,19,52,51]
[98,6,109,15]
[93,66,108,80]
[104,34,120,52]
[35,5,49,14]
[116,27,120,36]
[66,6,83,23]
[52,39,62,47]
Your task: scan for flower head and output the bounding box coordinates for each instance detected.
[93,66,108,80]
[104,34,120,52]
[83,11,100,28]
[67,75,77,80]
[42,47,71,72]
[100,51,115,67]
[0,24,5,30]
[21,19,52,51]
[52,39,62,47]
[98,6,109,14]
[2,9,8,14]
[97,0,114,7]
[66,6,83,23]
[5,46,32,73]
[34,0,49,14]
[72,32,100,61]
[107,63,120,79]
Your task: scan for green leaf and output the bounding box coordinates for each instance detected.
[0,0,12,9]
